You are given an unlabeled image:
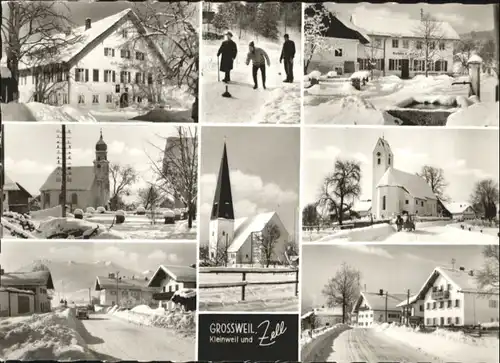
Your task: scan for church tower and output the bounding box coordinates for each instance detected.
[372,137,393,217]
[93,130,110,208]
[209,142,235,260]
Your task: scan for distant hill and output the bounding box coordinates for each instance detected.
[17,259,143,301]
[459,30,496,41]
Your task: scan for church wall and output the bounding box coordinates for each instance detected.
[376,186,403,219]
[41,190,92,211]
[208,218,234,260]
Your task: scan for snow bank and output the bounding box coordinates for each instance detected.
[254,83,300,123]
[1,217,36,239]
[0,308,96,361]
[375,323,499,362]
[349,71,370,80]
[301,324,350,362]
[327,71,337,78]
[30,206,68,220]
[316,223,395,242]
[306,71,322,81]
[447,101,499,127]
[25,103,97,122]
[481,321,499,328]
[306,81,359,97]
[35,217,127,239]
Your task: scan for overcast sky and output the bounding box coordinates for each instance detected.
[4,124,192,198]
[199,126,300,242]
[302,244,488,313]
[302,128,499,206]
[325,2,495,33]
[0,241,196,273]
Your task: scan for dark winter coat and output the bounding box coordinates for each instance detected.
[217,39,238,72]
[280,39,296,61]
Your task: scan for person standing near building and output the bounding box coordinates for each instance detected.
[280,34,296,83]
[245,41,270,90]
[217,31,238,83]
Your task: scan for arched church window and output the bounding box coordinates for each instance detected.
[388,156,391,165]
[382,196,386,210]
[222,231,225,236]
[97,164,101,168]
[71,193,78,205]
[377,158,381,165]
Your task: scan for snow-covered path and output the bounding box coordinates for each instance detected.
[328,328,442,362]
[1,103,37,121]
[201,37,301,123]
[81,314,195,361]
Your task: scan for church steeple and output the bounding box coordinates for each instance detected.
[211,142,234,220]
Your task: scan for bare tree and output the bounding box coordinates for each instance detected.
[454,38,480,74]
[137,184,165,223]
[2,1,81,101]
[322,262,361,324]
[317,159,362,226]
[413,10,445,77]
[149,127,198,229]
[476,245,499,293]
[304,4,336,74]
[255,223,281,267]
[109,164,138,211]
[418,165,449,202]
[470,178,499,222]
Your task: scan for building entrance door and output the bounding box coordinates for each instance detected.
[120,93,129,108]
[401,59,410,79]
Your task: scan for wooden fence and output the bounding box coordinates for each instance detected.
[199,267,299,301]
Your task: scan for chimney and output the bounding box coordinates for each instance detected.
[145,276,149,281]
[85,18,91,30]
[459,266,465,271]
[379,289,384,296]
[468,270,474,276]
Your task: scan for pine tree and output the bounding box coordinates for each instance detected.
[255,3,280,40]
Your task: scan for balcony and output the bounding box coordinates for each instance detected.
[153,291,175,301]
[431,290,450,300]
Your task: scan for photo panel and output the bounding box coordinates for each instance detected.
[1,1,199,123]
[201,2,302,124]
[2,123,198,241]
[198,126,300,312]
[0,240,197,361]
[303,2,498,126]
[301,127,499,243]
[301,244,499,362]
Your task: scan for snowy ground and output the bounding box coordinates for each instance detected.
[304,220,499,243]
[202,32,301,124]
[304,72,498,126]
[1,102,97,122]
[199,270,298,312]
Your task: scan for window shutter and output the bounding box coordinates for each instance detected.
[112,71,116,83]
[104,48,108,56]
[85,69,89,82]
[128,72,131,83]
[75,68,79,82]
[112,49,115,57]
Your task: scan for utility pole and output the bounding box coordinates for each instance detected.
[406,289,410,326]
[385,291,388,323]
[61,125,67,217]
[88,287,91,305]
[0,124,4,220]
[115,271,120,306]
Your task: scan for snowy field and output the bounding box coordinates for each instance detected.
[304,72,498,126]
[199,270,299,312]
[1,209,196,240]
[1,102,98,122]
[201,31,301,124]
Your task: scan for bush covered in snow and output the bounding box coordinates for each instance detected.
[85,207,95,214]
[96,206,106,214]
[35,217,126,239]
[136,206,146,215]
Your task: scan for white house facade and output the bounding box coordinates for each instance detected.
[17,9,169,108]
[397,295,425,325]
[95,274,154,307]
[444,202,476,221]
[313,306,344,326]
[147,264,197,310]
[414,266,499,327]
[352,291,406,327]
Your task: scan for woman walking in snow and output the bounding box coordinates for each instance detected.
[245,41,270,90]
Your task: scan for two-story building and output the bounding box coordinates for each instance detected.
[312,306,345,326]
[17,8,169,108]
[396,294,425,326]
[413,266,499,327]
[351,14,460,78]
[94,273,155,308]
[352,291,407,327]
[0,270,54,314]
[443,202,476,221]
[147,264,197,310]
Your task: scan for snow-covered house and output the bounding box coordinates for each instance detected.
[313,306,345,326]
[413,266,499,327]
[3,177,32,214]
[396,294,425,325]
[0,270,54,314]
[352,291,407,327]
[0,287,35,317]
[2,174,20,212]
[351,199,372,218]
[208,142,290,266]
[147,264,197,310]
[306,9,371,74]
[443,202,476,221]
[39,131,110,211]
[17,9,169,108]
[372,137,437,219]
[94,273,155,307]
[351,14,460,77]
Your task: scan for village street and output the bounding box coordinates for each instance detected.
[327,328,442,362]
[81,313,194,361]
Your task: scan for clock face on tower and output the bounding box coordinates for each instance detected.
[376,152,381,156]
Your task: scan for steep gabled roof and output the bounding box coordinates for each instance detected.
[4,175,20,192]
[332,14,371,44]
[396,294,420,307]
[377,167,436,200]
[352,200,372,213]
[443,202,475,215]
[1,271,55,290]
[351,14,460,40]
[210,143,234,220]
[374,137,392,154]
[14,183,33,198]
[40,166,95,192]
[352,292,406,313]
[314,306,343,316]
[147,264,196,287]
[94,275,153,291]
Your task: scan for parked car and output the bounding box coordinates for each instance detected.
[76,306,90,320]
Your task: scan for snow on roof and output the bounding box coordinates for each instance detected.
[314,306,343,316]
[396,294,419,307]
[95,275,153,291]
[40,166,95,192]
[0,66,12,78]
[377,167,436,200]
[467,54,483,64]
[301,311,314,320]
[4,175,21,191]
[148,264,196,287]
[172,288,196,299]
[443,202,474,215]
[1,271,55,289]
[353,292,407,313]
[351,14,460,40]
[352,200,372,213]
[227,211,280,253]
[375,137,392,154]
[333,14,371,44]
[0,286,35,295]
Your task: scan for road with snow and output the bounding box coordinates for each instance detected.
[327,328,442,362]
[80,314,194,361]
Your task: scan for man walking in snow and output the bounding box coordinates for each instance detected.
[245,41,270,89]
[217,31,238,83]
[280,34,296,83]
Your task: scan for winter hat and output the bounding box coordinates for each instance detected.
[249,41,255,47]
[226,31,233,37]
